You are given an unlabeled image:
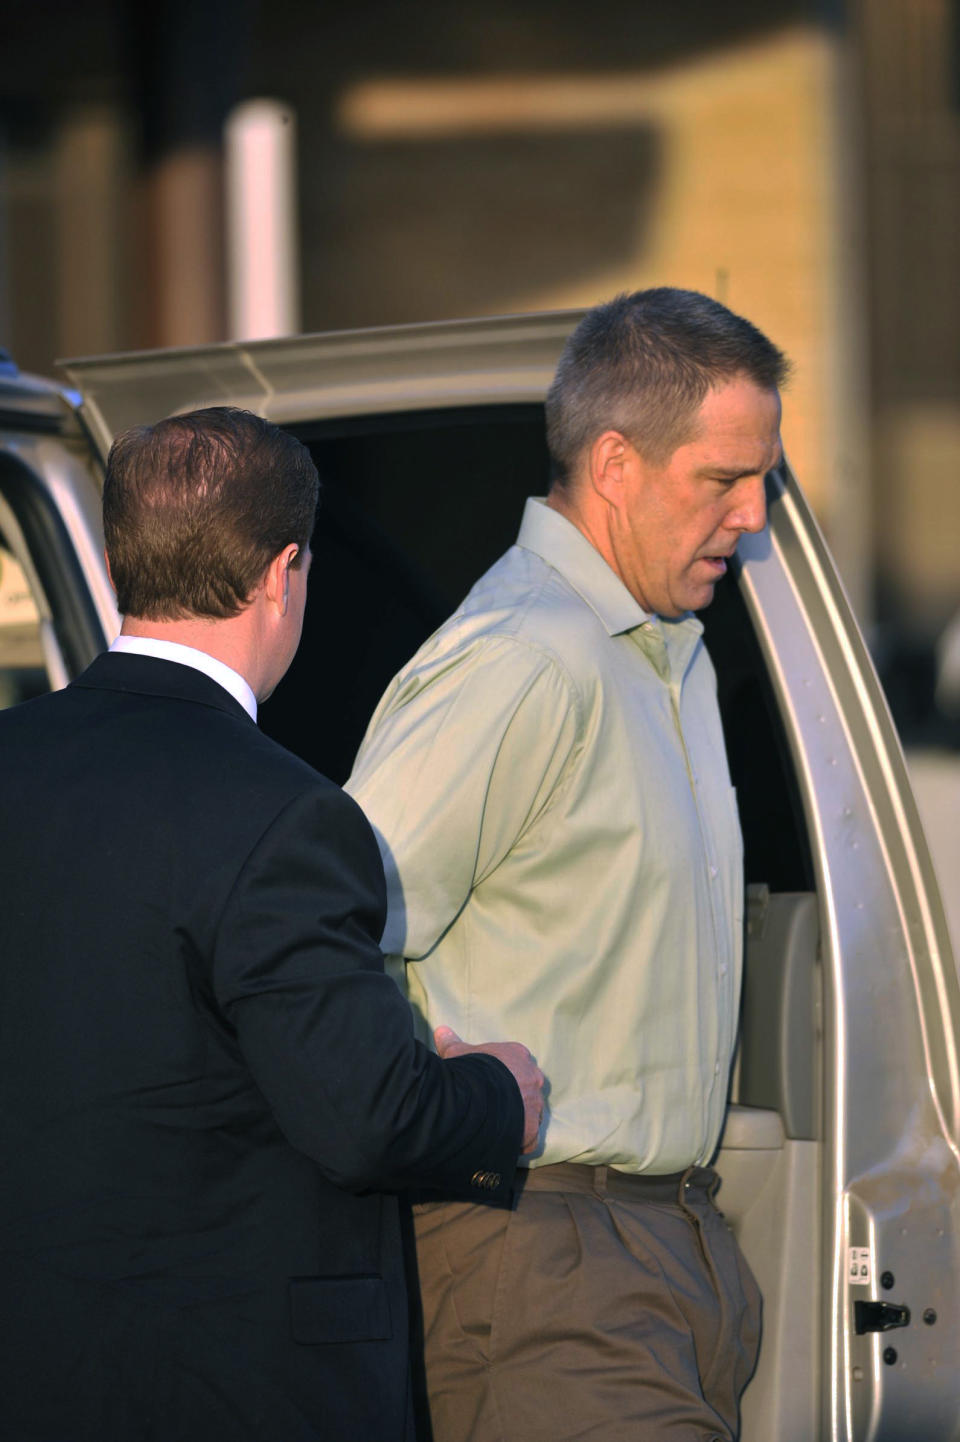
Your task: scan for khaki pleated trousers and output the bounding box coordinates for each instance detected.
[412,1164,761,1442]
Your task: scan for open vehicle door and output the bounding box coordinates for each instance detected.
[0,360,118,708]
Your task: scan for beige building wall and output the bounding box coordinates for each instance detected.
[859,0,960,632]
[336,24,870,617]
[8,3,958,647]
[53,106,131,361]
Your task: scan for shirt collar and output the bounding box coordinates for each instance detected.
[516,497,703,649]
[109,635,258,721]
[517,497,647,635]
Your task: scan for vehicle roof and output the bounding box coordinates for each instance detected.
[60,311,579,460]
[0,360,78,434]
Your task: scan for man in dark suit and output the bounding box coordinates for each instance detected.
[0,408,542,1441]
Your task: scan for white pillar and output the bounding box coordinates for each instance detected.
[225,99,300,341]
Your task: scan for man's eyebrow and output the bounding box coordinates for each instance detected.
[697,449,783,479]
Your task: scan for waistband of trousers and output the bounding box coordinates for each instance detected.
[514,1162,718,1205]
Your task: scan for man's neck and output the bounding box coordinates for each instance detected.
[545,486,633,604]
[120,614,259,695]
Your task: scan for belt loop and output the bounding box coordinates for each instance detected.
[593,1165,608,1197]
[677,1165,719,1208]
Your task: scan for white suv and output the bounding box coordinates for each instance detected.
[1,317,957,1442]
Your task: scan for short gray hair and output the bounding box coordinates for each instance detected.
[545,288,789,484]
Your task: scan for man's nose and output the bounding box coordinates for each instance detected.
[728,475,768,535]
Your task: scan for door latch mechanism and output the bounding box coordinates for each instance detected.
[854,1300,911,1334]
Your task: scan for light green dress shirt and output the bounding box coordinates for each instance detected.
[347,498,743,1174]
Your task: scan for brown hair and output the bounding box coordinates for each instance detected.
[103,407,319,620]
[546,287,790,484]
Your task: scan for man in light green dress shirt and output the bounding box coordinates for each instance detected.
[347,289,787,1441]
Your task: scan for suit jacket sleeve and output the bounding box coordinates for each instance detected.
[210,781,523,1200]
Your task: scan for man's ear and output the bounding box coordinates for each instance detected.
[263,543,300,616]
[588,430,635,507]
[104,549,116,596]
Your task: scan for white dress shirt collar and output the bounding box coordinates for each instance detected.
[108,635,258,721]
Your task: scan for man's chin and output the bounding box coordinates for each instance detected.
[689,581,720,614]
[654,579,721,616]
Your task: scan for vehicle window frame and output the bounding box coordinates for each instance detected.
[0,451,106,684]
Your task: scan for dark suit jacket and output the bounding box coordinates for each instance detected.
[0,653,522,1441]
